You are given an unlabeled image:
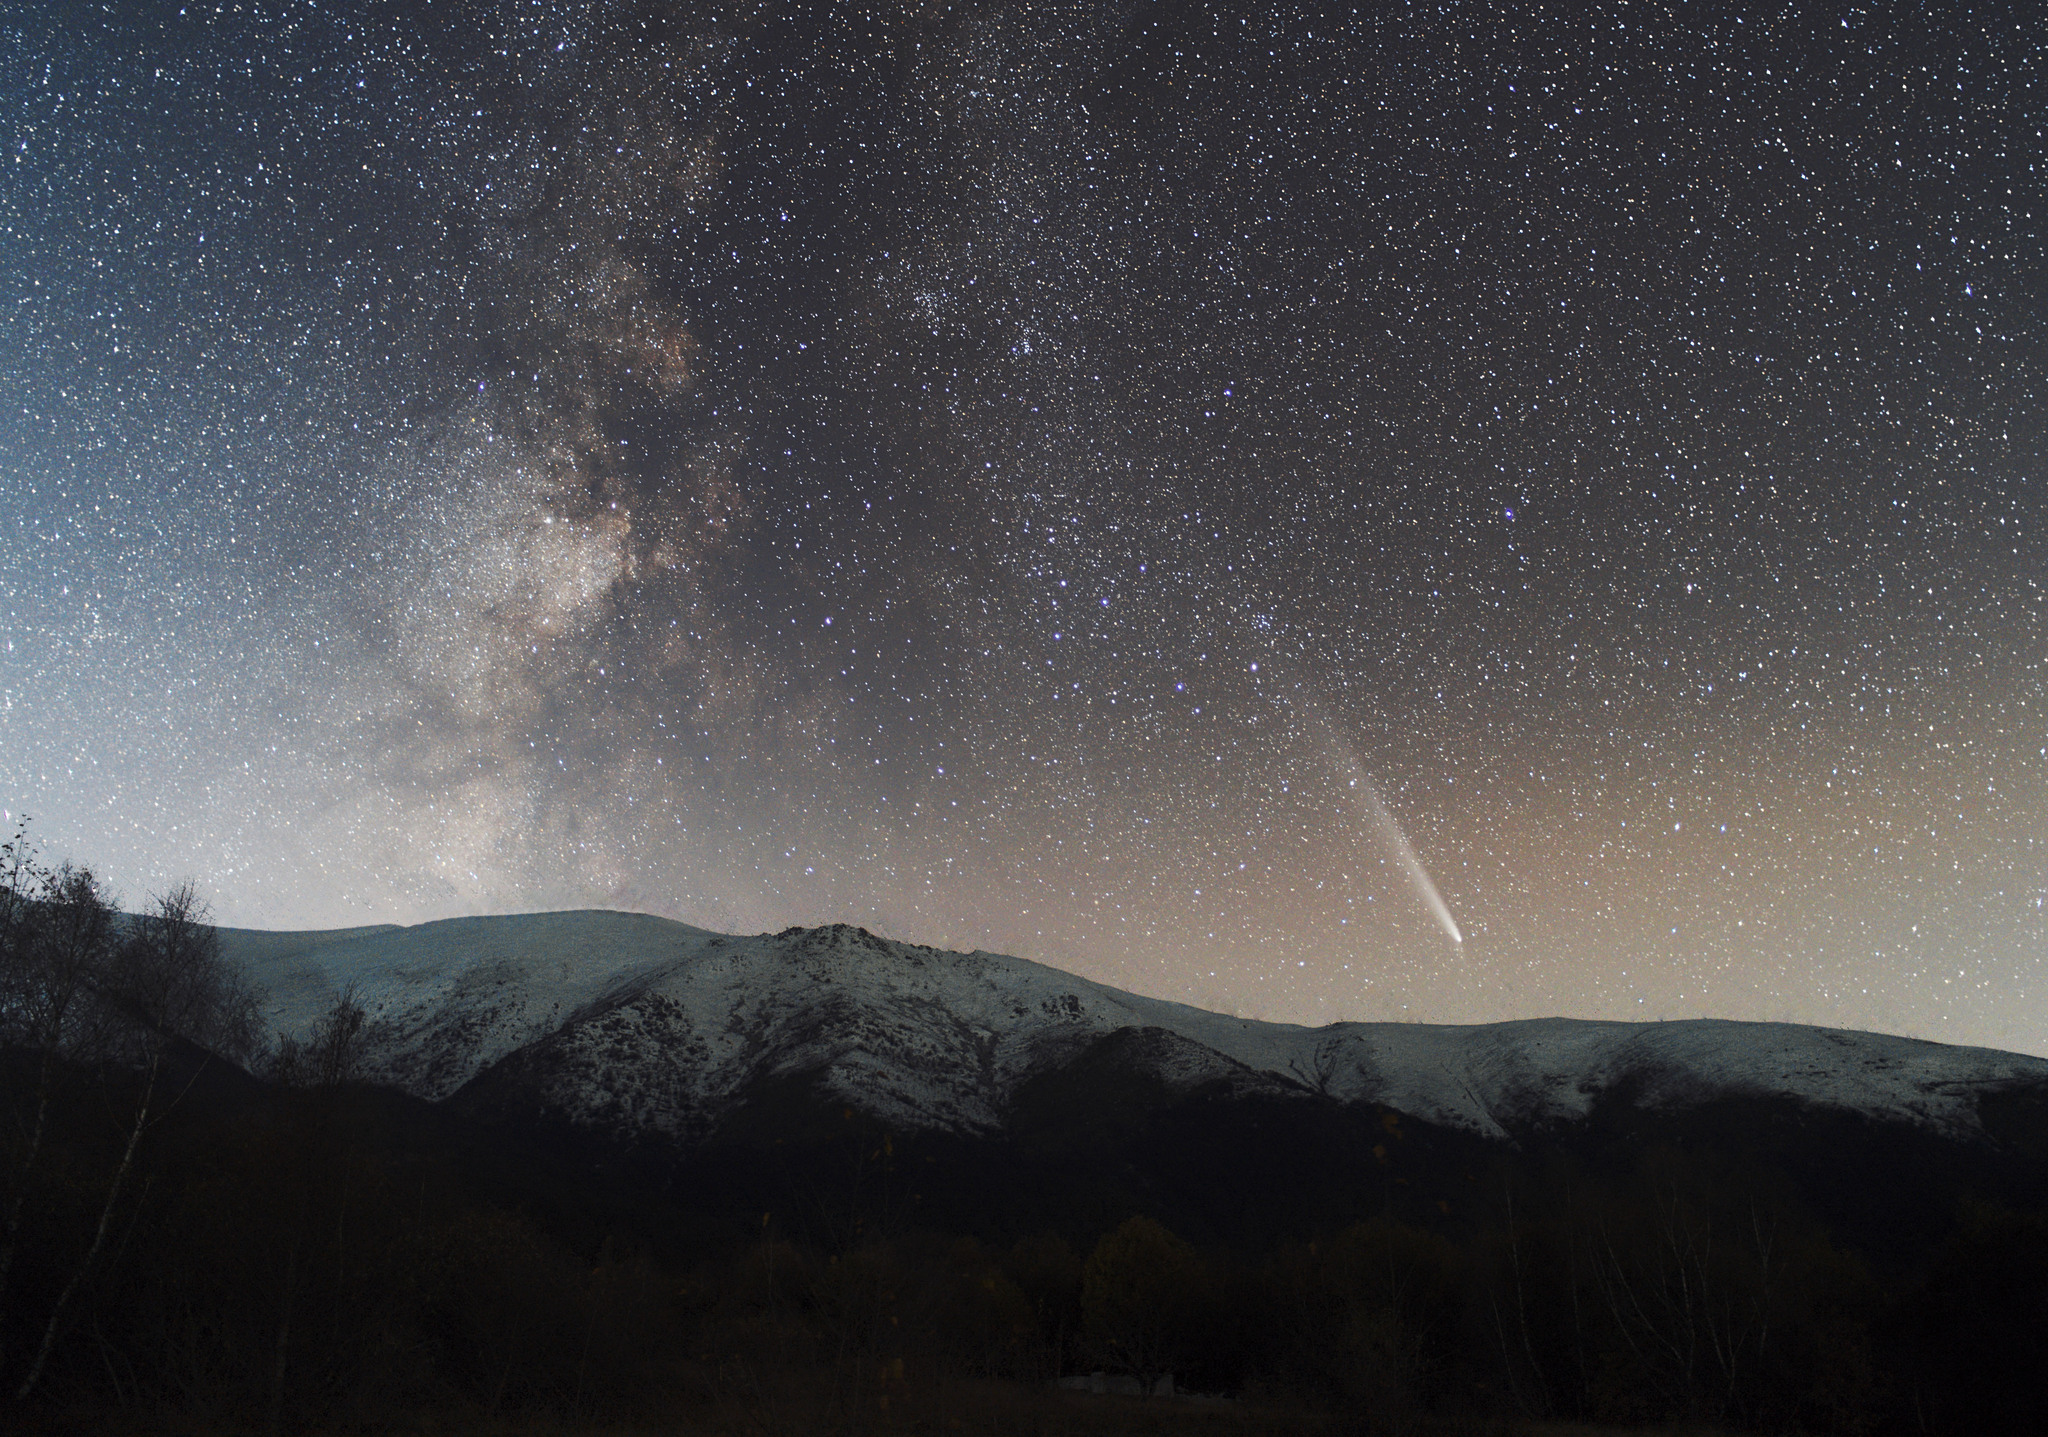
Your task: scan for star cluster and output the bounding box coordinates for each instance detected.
[3,0,2042,1049]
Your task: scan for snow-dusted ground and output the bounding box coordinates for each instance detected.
[222,912,2048,1144]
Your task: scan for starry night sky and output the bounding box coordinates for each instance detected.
[4,0,2044,1049]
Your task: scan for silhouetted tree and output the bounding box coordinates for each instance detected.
[15,879,261,1399]
[1081,1216,1200,1393]
[0,829,120,1377]
[267,984,368,1090]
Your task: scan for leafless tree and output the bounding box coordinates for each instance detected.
[110,881,264,1066]
[0,829,120,1374]
[266,984,368,1090]
[15,880,262,1400]
[1572,1158,1778,1424]
[1287,1036,1347,1096]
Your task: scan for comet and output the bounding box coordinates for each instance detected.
[1226,626,1465,950]
[1335,746,1463,948]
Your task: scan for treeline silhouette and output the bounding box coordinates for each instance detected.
[2,823,2044,1434]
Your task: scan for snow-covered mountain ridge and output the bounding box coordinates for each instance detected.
[223,911,2048,1145]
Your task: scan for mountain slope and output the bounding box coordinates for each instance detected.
[224,912,2048,1148]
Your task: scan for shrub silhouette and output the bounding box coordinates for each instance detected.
[1081,1215,1201,1391]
